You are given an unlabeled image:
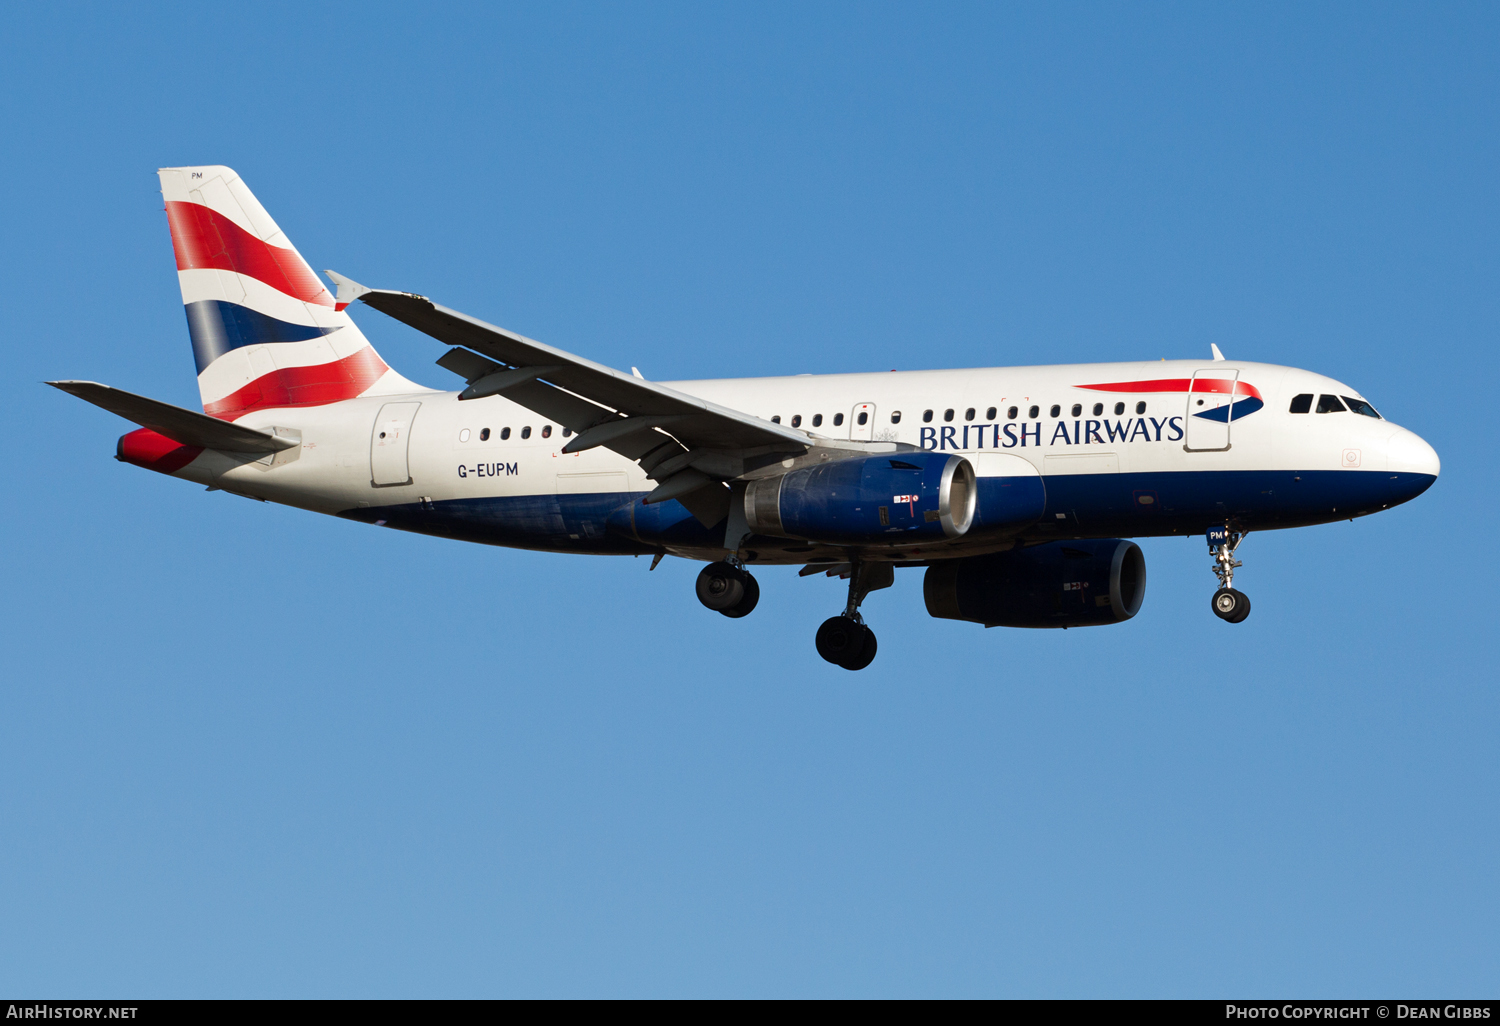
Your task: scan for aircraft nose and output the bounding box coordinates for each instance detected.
[1386,426,1440,479]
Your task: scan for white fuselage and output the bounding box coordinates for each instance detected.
[162,358,1439,564]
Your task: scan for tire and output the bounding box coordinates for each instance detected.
[1212,588,1250,623]
[815,615,870,668]
[1226,591,1251,623]
[841,627,877,670]
[696,561,745,611]
[719,572,760,618]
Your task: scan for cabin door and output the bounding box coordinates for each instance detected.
[1183,370,1238,452]
[371,402,421,486]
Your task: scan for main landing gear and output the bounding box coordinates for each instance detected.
[815,561,893,671]
[1208,526,1251,624]
[696,560,760,618]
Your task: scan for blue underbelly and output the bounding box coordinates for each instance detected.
[1039,468,1435,534]
[336,469,1436,551]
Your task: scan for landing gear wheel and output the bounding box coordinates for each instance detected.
[696,561,745,611]
[718,572,760,618]
[1212,588,1251,623]
[843,627,877,670]
[815,615,877,670]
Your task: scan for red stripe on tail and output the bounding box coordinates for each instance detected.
[203,346,389,420]
[166,201,335,308]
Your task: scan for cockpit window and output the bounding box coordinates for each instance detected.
[1316,394,1346,414]
[1289,393,1313,414]
[1342,396,1381,419]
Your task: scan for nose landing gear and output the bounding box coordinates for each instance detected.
[815,560,893,670]
[1208,526,1251,623]
[697,560,760,618]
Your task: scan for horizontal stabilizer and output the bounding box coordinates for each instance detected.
[47,381,298,454]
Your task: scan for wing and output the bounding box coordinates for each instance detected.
[326,271,815,525]
[47,380,298,454]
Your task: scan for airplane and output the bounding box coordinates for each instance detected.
[50,165,1441,670]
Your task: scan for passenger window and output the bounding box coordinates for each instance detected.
[1093,402,1103,416]
[771,415,781,424]
[1049,404,1060,417]
[1289,394,1313,414]
[459,428,471,443]
[500,427,511,440]
[479,427,490,441]
[1343,396,1381,419]
[943,409,955,422]
[922,410,934,423]
[562,427,572,437]
[891,411,902,424]
[1316,394,1346,414]
[834,412,845,426]
[963,408,974,421]
[791,415,802,428]
[1136,401,1146,414]
[855,412,866,425]
[1007,406,1018,420]
[812,413,823,427]
[541,425,552,438]
[986,407,996,420]
[1028,405,1039,419]
[521,426,532,439]
[1114,402,1125,415]
[1070,403,1081,417]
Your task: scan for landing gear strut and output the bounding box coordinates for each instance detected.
[697,560,760,618]
[815,560,893,671]
[1208,526,1251,623]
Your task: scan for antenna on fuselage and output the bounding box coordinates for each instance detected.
[1210,344,1227,361]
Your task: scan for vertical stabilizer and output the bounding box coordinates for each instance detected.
[158,165,425,420]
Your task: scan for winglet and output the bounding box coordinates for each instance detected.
[324,270,371,312]
[1210,344,1226,362]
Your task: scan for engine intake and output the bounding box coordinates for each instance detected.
[923,539,1146,628]
[745,452,974,545]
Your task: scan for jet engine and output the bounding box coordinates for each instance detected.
[744,452,974,545]
[923,539,1146,628]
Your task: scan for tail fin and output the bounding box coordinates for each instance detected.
[158,165,424,421]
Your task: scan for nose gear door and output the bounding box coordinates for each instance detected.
[371,401,421,486]
[1184,369,1239,452]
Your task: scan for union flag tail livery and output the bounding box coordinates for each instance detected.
[158,165,420,421]
[51,165,1441,670]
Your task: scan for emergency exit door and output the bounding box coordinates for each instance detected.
[371,402,421,486]
[849,403,876,441]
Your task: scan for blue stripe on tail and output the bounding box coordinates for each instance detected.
[184,300,340,373]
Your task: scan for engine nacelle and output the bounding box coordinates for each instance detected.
[923,539,1147,628]
[744,452,974,545]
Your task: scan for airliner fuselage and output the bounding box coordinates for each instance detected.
[122,360,1436,564]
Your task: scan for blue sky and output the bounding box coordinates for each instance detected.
[2,2,1496,997]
